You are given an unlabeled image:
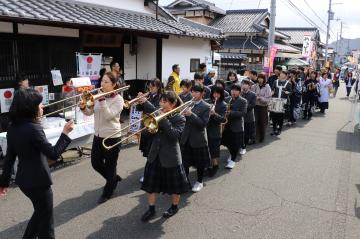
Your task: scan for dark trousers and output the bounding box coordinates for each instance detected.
[255,105,268,141]
[19,186,54,239]
[346,87,352,97]
[303,95,315,119]
[271,112,284,132]
[91,136,121,198]
[289,96,301,122]
[243,121,255,148]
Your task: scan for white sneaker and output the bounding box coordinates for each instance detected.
[240,148,246,155]
[192,181,204,192]
[225,160,236,169]
[139,176,144,183]
[227,156,232,163]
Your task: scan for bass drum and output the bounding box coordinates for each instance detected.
[268,98,287,113]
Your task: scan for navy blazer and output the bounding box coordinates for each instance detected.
[180,100,210,148]
[144,103,186,168]
[206,99,227,139]
[225,96,248,132]
[0,120,71,188]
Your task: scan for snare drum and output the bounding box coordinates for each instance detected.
[268,98,287,113]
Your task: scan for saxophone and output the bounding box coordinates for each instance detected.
[220,98,232,134]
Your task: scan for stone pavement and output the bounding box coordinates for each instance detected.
[1,83,360,239]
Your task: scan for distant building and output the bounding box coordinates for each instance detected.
[164,0,226,25]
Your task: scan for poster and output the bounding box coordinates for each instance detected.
[129,106,143,133]
[34,85,49,105]
[0,88,14,113]
[50,70,63,86]
[302,35,313,58]
[76,53,102,80]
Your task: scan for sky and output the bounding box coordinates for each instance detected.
[160,0,360,42]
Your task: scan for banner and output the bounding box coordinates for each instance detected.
[76,53,102,80]
[302,35,313,58]
[129,106,143,133]
[34,85,49,105]
[0,88,14,113]
[50,70,63,86]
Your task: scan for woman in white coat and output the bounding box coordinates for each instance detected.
[318,72,333,114]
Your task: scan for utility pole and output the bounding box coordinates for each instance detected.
[325,0,333,64]
[267,0,276,73]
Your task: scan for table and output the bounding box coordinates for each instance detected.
[0,118,94,156]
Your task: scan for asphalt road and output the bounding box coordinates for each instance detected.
[1,84,360,239]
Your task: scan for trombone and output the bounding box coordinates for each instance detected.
[123,92,149,109]
[102,100,195,150]
[42,85,130,117]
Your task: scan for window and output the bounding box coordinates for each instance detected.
[190,58,200,72]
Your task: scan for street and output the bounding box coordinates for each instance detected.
[1,84,360,239]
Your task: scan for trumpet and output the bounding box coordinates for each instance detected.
[42,86,130,117]
[102,100,195,150]
[123,92,149,109]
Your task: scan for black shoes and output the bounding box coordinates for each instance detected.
[141,208,156,222]
[208,165,219,177]
[163,206,178,218]
[97,196,110,204]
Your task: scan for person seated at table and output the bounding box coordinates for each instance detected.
[79,72,124,204]
[0,88,74,239]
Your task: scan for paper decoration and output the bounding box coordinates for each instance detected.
[0,88,14,113]
[50,70,63,86]
[76,53,102,80]
[34,85,49,105]
[129,106,143,133]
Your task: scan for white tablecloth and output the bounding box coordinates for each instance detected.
[0,119,94,156]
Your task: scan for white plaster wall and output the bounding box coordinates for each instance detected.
[162,36,212,82]
[77,0,153,14]
[0,22,13,33]
[123,44,136,80]
[137,37,157,80]
[17,24,79,37]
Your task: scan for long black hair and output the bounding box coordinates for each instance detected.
[227,71,238,81]
[149,78,163,95]
[210,86,225,102]
[9,88,43,123]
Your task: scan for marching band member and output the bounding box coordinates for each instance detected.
[221,84,247,169]
[137,78,163,183]
[181,84,211,192]
[303,71,318,120]
[0,89,74,239]
[225,71,239,94]
[206,86,227,177]
[141,91,189,221]
[254,73,272,143]
[194,73,211,100]
[240,79,257,155]
[79,72,124,204]
[270,71,292,136]
[212,79,230,98]
[318,72,333,114]
[179,79,193,103]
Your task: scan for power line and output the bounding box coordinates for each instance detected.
[281,0,336,39]
[303,0,336,37]
[257,0,262,8]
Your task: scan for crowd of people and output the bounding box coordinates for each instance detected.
[0,61,348,238]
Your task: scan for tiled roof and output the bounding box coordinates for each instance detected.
[0,0,222,39]
[222,37,301,53]
[178,17,222,35]
[209,9,268,33]
[222,37,268,50]
[219,52,247,60]
[276,27,319,45]
[166,0,226,15]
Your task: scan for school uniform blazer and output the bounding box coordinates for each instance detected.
[226,97,248,133]
[180,100,210,148]
[179,92,192,103]
[206,99,227,139]
[204,86,211,100]
[137,93,161,112]
[0,120,71,188]
[241,91,256,123]
[144,102,186,168]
